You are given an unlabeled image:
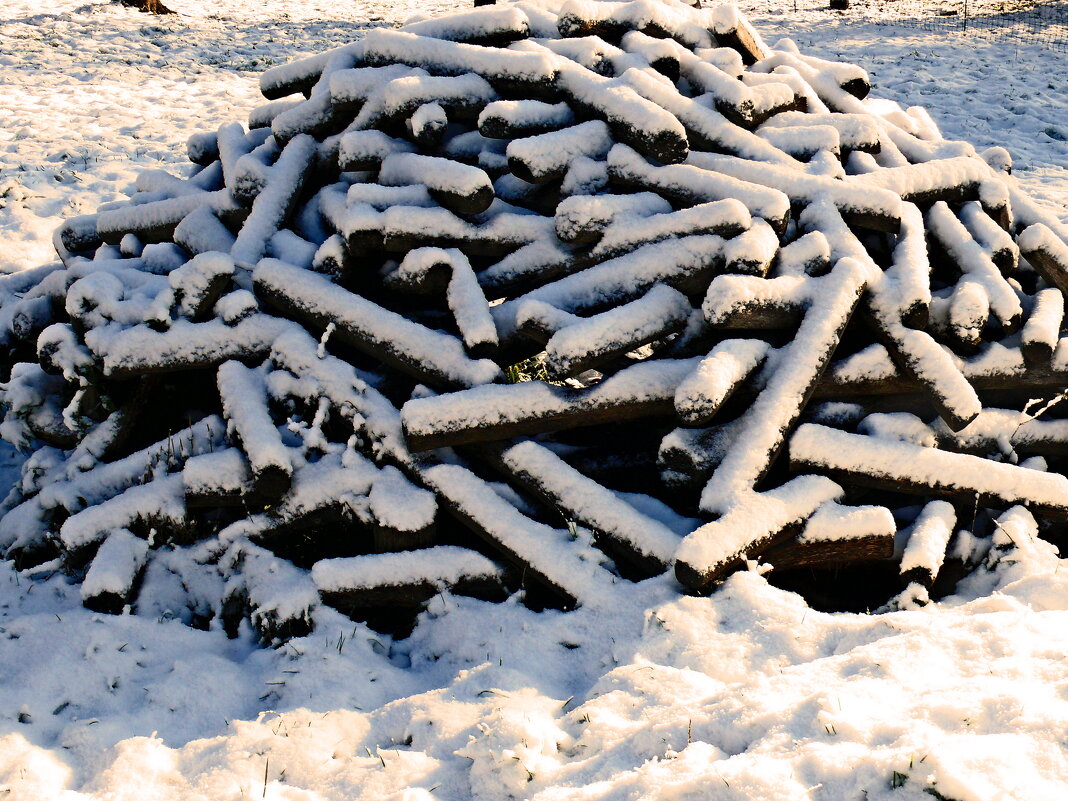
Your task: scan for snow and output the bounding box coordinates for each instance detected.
[4,0,1068,799]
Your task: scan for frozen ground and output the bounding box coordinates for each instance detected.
[2,1,1068,799]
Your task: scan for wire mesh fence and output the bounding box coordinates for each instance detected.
[747,0,1068,51]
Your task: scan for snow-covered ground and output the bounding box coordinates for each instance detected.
[2,1,1068,799]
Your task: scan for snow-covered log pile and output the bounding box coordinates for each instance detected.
[3,0,1068,642]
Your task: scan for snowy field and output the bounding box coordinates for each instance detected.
[2,1,1068,799]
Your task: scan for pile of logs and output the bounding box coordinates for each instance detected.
[4,0,1068,642]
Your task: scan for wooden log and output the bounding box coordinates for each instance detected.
[932,408,1068,460]
[673,338,770,425]
[556,0,713,51]
[231,134,318,268]
[183,448,255,508]
[58,474,188,558]
[366,465,438,553]
[415,461,622,609]
[377,205,555,259]
[478,99,575,139]
[1018,223,1068,295]
[186,132,219,165]
[477,238,593,300]
[1,415,225,564]
[761,502,895,571]
[313,547,506,613]
[710,5,768,64]
[379,152,495,215]
[491,233,729,344]
[702,273,807,330]
[685,151,901,234]
[816,338,1068,398]
[254,259,501,390]
[541,284,692,379]
[1021,288,1064,366]
[96,191,238,246]
[405,103,447,149]
[401,6,531,47]
[144,251,235,330]
[926,202,1021,334]
[401,356,699,452]
[222,541,317,643]
[898,500,956,588]
[590,198,751,261]
[507,121,614,184]
[788,423,1068,518]
[657,420,741,490]
[220,450,379,554]
[697,258,867,515]
[774,231,831,278]
[606,144,790,235]
[618,62,799,162]
[258,43,361,100]
[847,157,1004,209]
[337,130,416,172]
[384,247,499,358]
[946,281,990,350]
[91,315,292,379]
[493,440,682,576]
[865,292,981,432]
[55,214,103,258]
[675,475,843,591]
[759,111,881,154]
[360,28,560,96]
[217,361,293,501]
[555,193,672,245]
[172,206,236,257]
[81,528,150,615]
[959,201,1018,274]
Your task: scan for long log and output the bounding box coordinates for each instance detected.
[788,423,1068,518]
[400,356,700,451]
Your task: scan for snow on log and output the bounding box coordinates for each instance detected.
[675,475,843,591]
